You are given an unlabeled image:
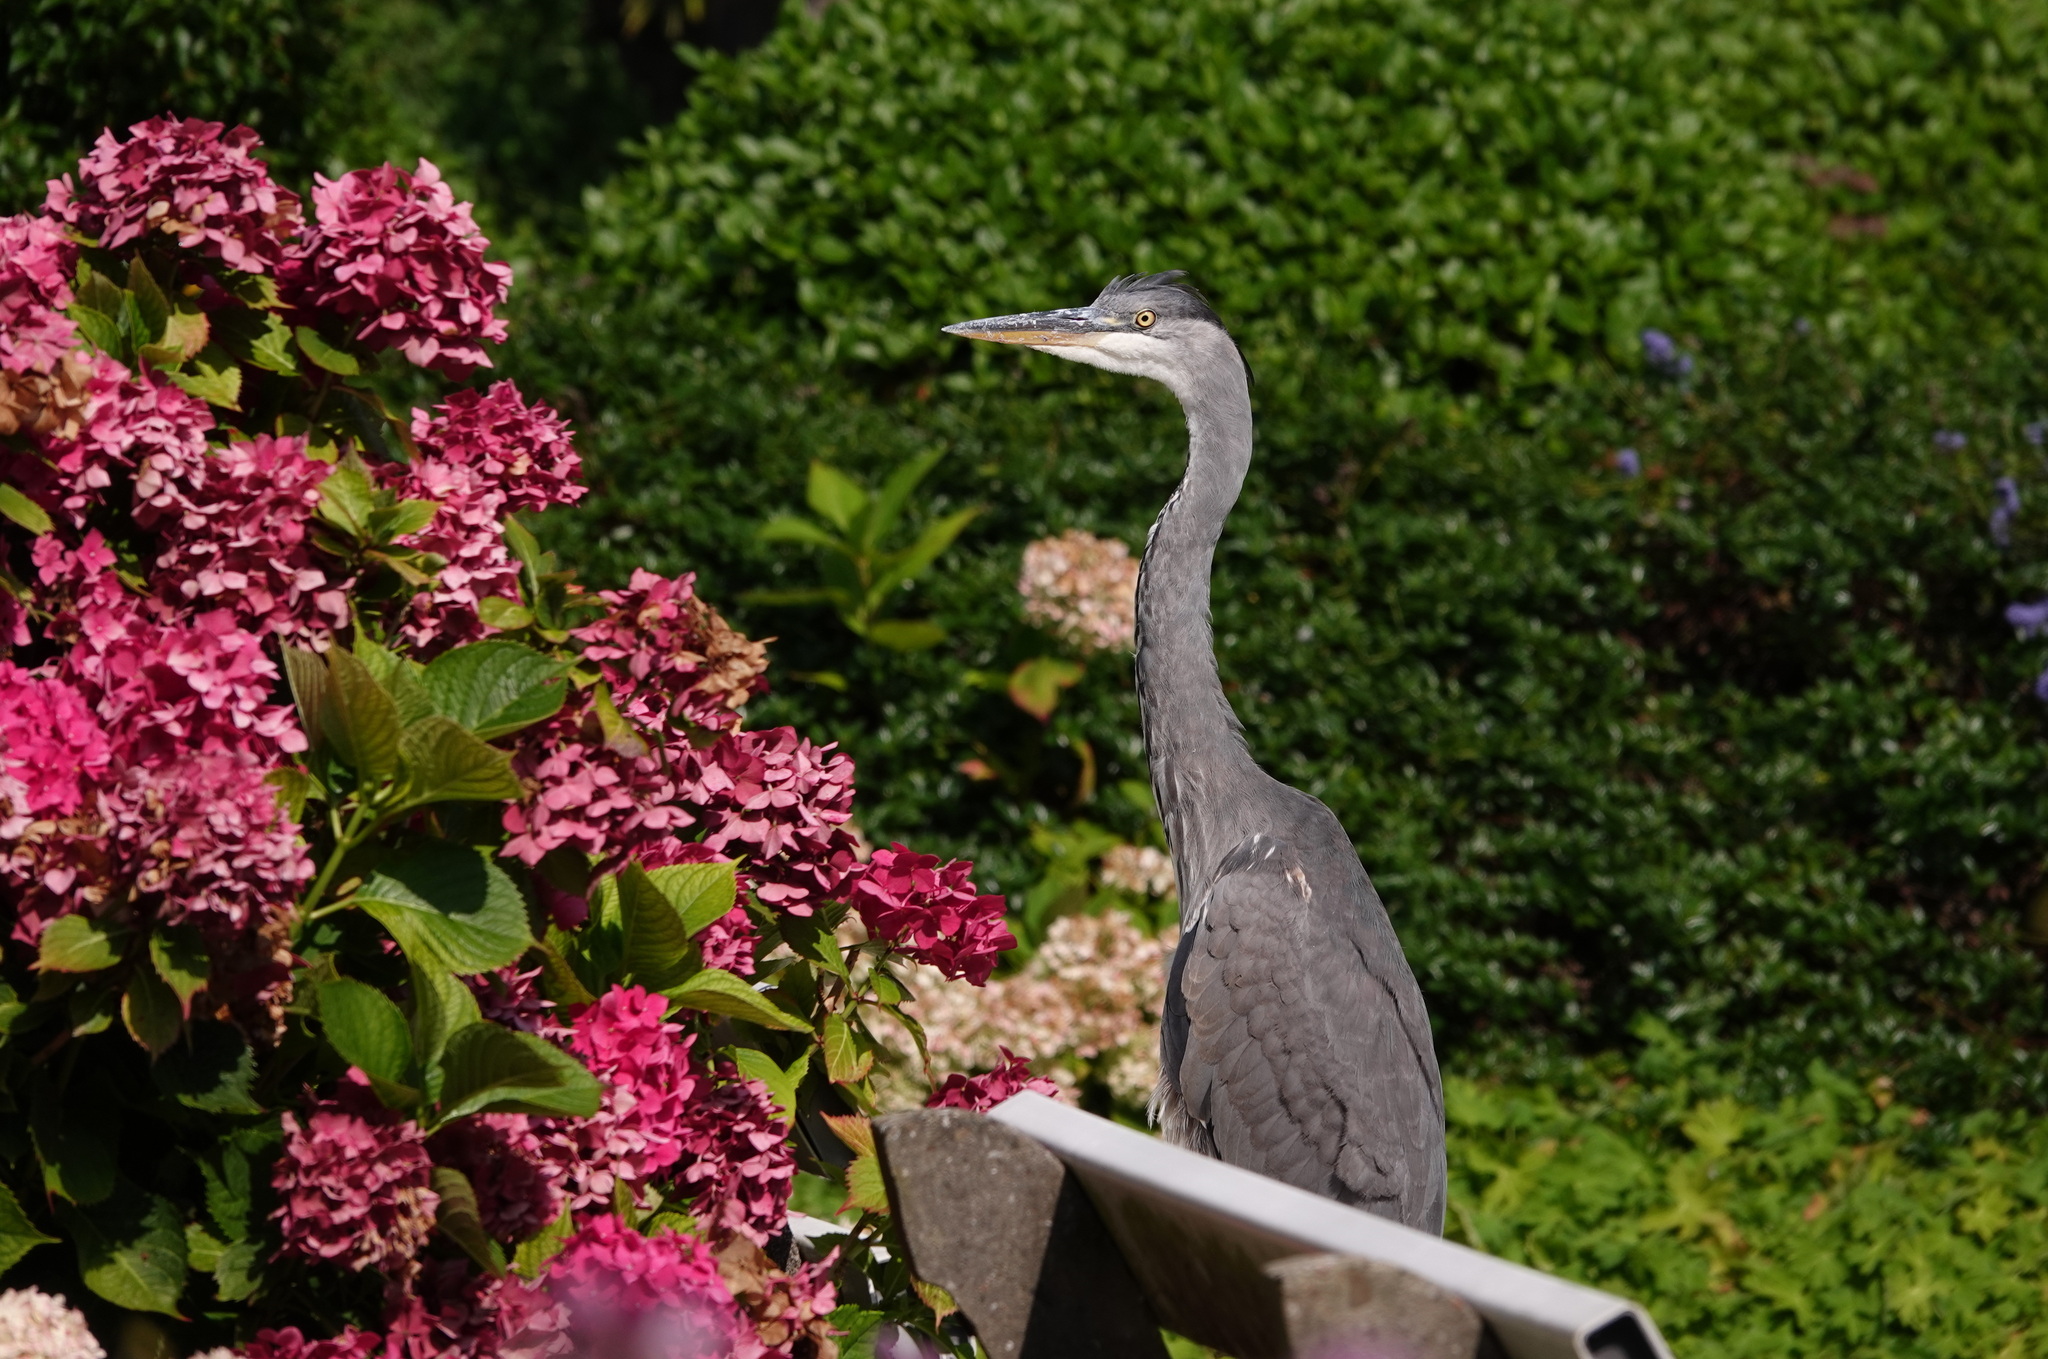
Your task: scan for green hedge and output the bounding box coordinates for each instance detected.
[505,0,2048,1114]
[1448,1024,2048,1357]
[578,0,2048,400]
[1,0,339,212]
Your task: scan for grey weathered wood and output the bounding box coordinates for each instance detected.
[873,1108,1167,1359]
[1267,1253,1486,1359]
[989,1093,1672,1359]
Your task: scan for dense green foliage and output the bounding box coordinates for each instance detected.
[504,0,2048,1116]
[1,0,340,211]
[1447,1026,2048,1356]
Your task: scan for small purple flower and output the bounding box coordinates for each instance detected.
[2006,598,2048,638]
[1640,329,1694,381]
[1992,476,2021,547]
[1612,448,1641,477]
[1793,317,1814,336]
[2034,668,2048,703]
[2025,420,2046,448]
[1934,430,1967,451]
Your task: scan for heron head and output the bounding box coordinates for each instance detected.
[943,271,1247,398]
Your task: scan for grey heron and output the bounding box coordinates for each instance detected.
[944,273,1447,1233]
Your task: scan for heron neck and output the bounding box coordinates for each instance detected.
[1136,375,1262,913]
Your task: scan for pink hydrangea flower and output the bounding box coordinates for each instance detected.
[927,1048,1059,1113]
[683,728,858,916]
[466,964,569,1041]
[35,541,307,763]
[0,214,83,399]
[411,383,582,516]
[576,570,767,734]
[139,433,352,640]
[500,717,694,869]
[515,1216,751,1359]
[4,364,212,528]
[843,844,1015,984]
[44,117,302,272]
[553,986,702,1209]
[272,1074,440,1273]
[636,838,757,977]
[673,1069,795,1247]
[0,664,111,830]
[427,1113,571,1245]
[281,160,511,377]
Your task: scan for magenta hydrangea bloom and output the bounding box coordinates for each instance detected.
[684,727,858,916]
[500,721,694,869]
[844,844,1015,984]
[412,383,583,516]
[45,117,302,272]
[272,1074,440,1273]
[515,1216,751,1359]
[0,665,112,832]
[281,160,511,377]
[554,986,703,1210]
[239,1326,384,1359]
[927,1048,1060,1113]
[673,1069,795,1246]
[139,433,351,639]
[0,213,82,389]
[36,545,307,763]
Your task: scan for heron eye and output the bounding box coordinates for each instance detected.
[1134,310,1157,329]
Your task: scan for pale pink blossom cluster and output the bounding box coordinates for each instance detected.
[46,116,304,272]
[1100,843,1177,899]
[0,213,87,429]
[1018,529,1139,654]
[280,159,511,377]
[843,843,1015,984]
[906,910,1176,1109]
[271,1074,440,1273]
[0,1287,103,1359]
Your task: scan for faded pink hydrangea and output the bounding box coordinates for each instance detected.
[553,985,701,1209]
[1019,529,1138,654]
[927,1048,1060,1113]
[673,1069,794,1246]
[4,364,212,529]
[577,570,767,734]
[281,160,511,377]
[427,1113,570,1245]
[45,117,302,272]
[513,1216,752,1359]
[685,727,858,916]
[272,1074,440,1273]
[139,432,351,639]
[843,844,1014,985]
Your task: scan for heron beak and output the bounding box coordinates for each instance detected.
[942,306,1108,348]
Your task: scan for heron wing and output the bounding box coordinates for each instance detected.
[1174,831,1445,1231]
